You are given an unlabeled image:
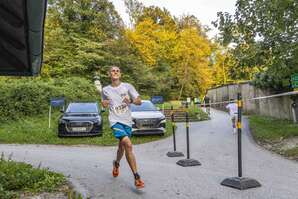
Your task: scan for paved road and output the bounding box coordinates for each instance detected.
[1,109,298,199]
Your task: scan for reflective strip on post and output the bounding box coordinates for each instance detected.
[237,122,242,129]
[237,100,242,108]
[186,123,189,128]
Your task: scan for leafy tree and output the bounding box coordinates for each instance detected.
[124,0,176,30]
[125,17,177,99]
[47,0,124,39]
[43,0,126,78]
[125,2,215,98]
[124,0,144,25]
[44,0,176,98]
[213,0,298,91]
[125,18,176,66]
[173,28,212,98]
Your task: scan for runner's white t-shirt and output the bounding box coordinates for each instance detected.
[226,103,238,116]
[102,82,139,127]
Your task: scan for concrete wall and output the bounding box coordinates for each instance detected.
[207,82,296,121]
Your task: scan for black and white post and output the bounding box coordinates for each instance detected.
[167,105,184,157]
[221,91,261,190]
[176,102,201,167]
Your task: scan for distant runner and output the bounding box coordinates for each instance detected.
[204,96,211,118]
[226,99,238,133]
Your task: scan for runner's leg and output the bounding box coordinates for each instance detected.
[232,116,237,133]
[121,136,137,173]
[232,116,236,128]
[116,140,125,163]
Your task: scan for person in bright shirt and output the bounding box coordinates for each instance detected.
[101,65,145,189]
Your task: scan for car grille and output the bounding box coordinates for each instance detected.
[66,121,93,133]
[135,118,159,128]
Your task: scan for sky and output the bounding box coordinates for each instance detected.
[110,0,237,38]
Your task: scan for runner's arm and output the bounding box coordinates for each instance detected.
[101,89,110,108]
[132,96,141,105]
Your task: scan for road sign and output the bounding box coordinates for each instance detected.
[186,97,191,103]
[151,96,164,104]
[49,97,65,128]
[291,74,298,88]
[50,98,65,107]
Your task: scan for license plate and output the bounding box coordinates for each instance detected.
[72,127,87,132]
[139,124,153,128]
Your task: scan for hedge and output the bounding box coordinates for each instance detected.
[0,77,99,121]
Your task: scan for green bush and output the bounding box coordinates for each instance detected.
[0,155,66,199]
[0,77,99,122]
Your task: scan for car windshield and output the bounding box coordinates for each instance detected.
[130,101,157,112]
[66,103,98,113]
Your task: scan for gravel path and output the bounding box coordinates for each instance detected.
[1,109,298,199]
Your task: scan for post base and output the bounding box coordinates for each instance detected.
[221,177,261,190]
[176,158,201,167]
[167,151,184,157]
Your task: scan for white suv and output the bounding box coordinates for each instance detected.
[130,100,166,135]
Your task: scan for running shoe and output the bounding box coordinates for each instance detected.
[112,160,120,177]
[134,173,145,189]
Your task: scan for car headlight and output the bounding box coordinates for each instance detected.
[159,117,166,123]
[158,117,166,128]
[93,118,102,124]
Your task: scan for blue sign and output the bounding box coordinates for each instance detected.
[50,97,65,107]
[151,96,164,104]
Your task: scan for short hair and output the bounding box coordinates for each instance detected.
[109,65,120,73]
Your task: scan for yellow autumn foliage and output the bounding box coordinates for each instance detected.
[125,18,177,67]
[126,16,215,98]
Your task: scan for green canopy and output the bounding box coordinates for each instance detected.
[0,0,47,76]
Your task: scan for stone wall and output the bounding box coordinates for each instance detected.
[207,82,297,121]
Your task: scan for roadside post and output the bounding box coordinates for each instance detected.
[167,105,184,157]
[49,97,65,128]
[176,102,201,167]
[291,74,298,91]
[291,99,298,123]
[221,92,261,189]
[291,74,298,123]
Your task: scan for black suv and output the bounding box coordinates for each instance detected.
[58,102,103,137]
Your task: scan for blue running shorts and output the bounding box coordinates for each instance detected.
[111,122,132,140]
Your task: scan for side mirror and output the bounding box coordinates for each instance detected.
[60,110,64,113]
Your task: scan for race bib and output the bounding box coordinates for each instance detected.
[111,103,129,114]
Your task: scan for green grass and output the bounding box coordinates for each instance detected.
[249,115,298,143]
[0,111,173,146]
[249,115,298,159]
[188,105,209,120]
[0,155,66,199]
[284,147,298,158]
